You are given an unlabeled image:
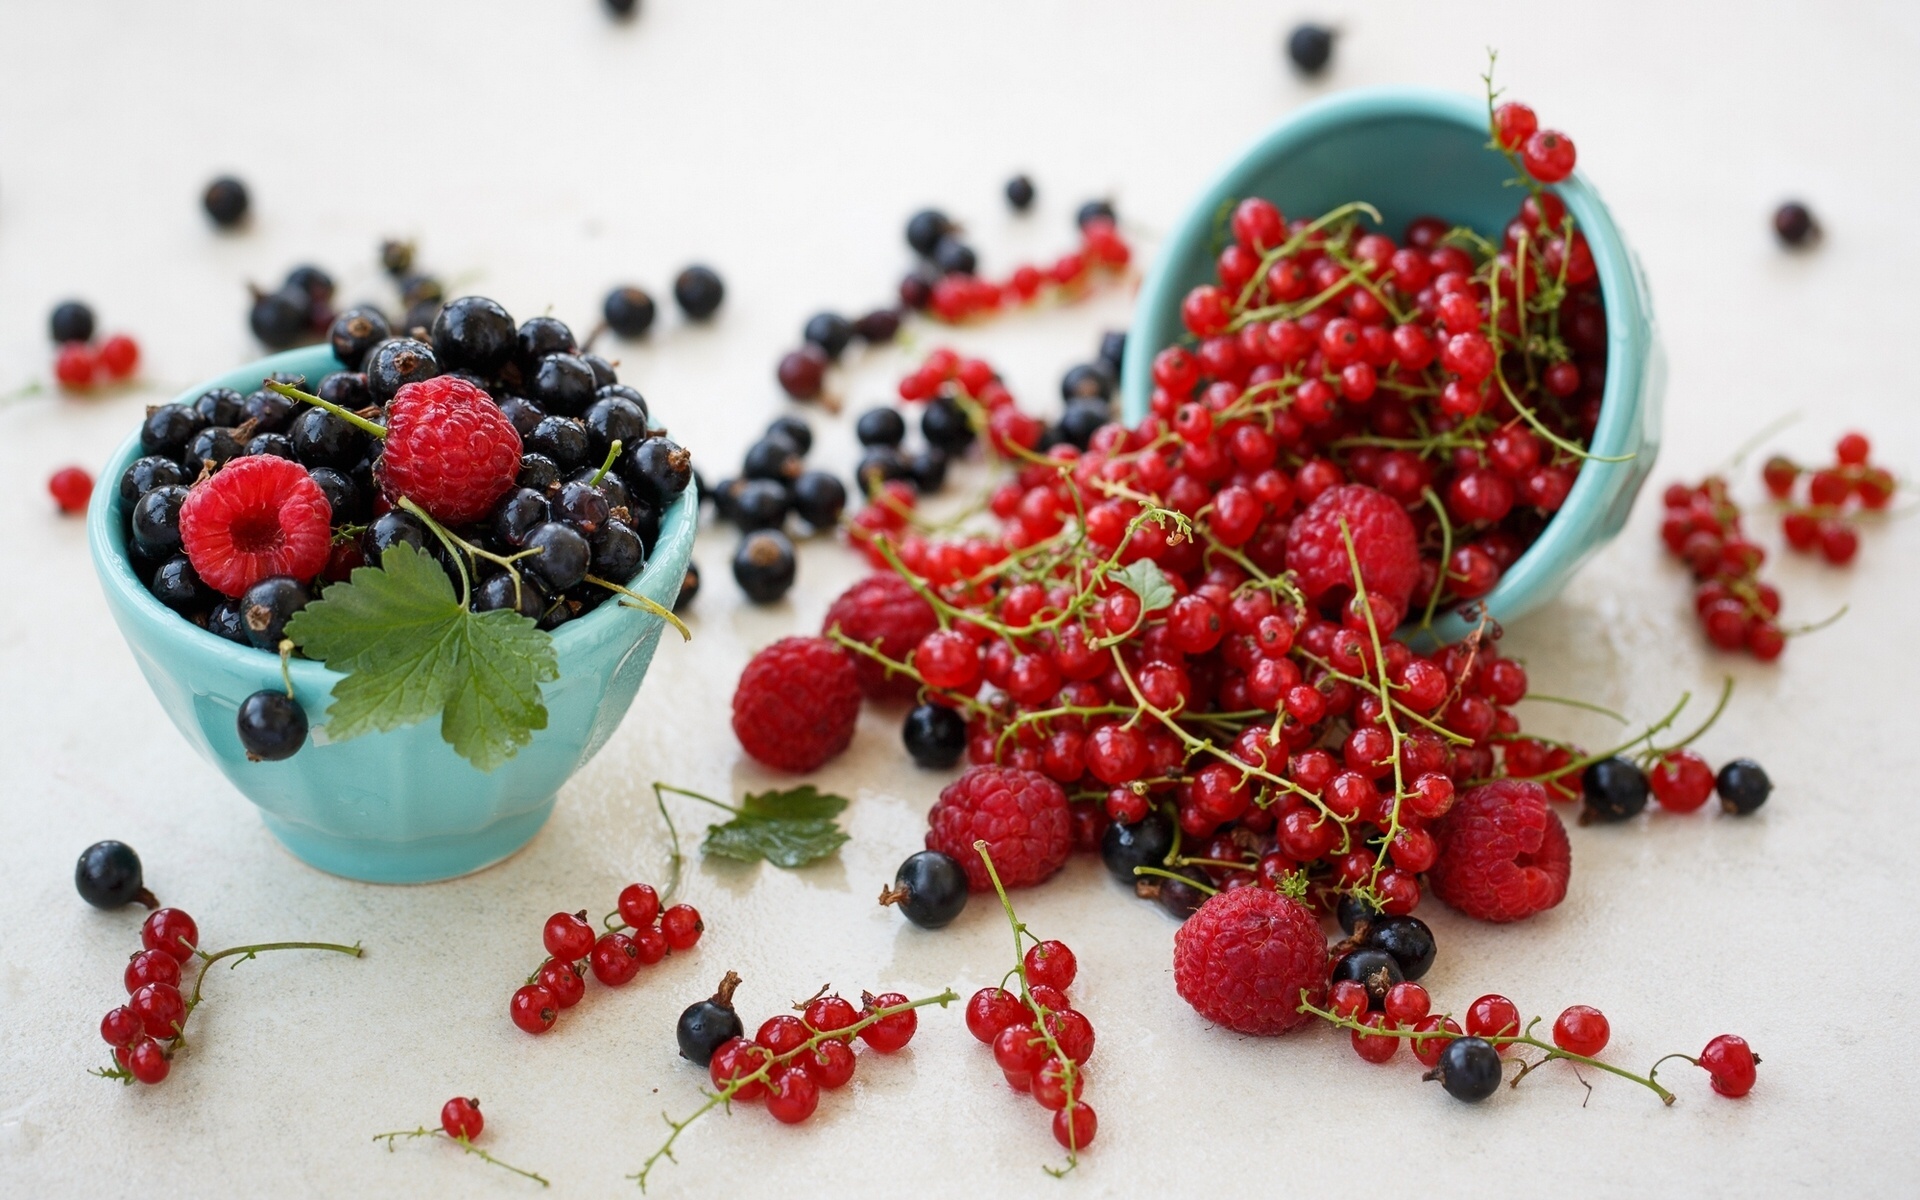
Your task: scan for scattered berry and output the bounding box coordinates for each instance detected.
[76,841,154,910]
[1698,1034,1758,1097]
[1286,23,1335,75]
[1772,202,1817,248]
[1715,758,1771,815]
[731,637,861,772]
[880,851,969,929]
[1428,781,1571,923]
[203,176,250,227]
[48,467,93,514]
[1173,885,1327,1035]
[677,971,745,1066]
[925,766,1071,891]
[1426,1036,1503,1102]
[673,265,725,320]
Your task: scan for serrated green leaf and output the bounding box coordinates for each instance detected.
[283,543,558,771]
[1111,558,1175,615]
[701,786,851,869]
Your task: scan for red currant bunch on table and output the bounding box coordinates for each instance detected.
[373,1096,548,1186]
[48,300,140,391]
[509,882,702,1035]
[902,200,1132,326]
[1764,430,1898,566]
[1659,477,1788,660]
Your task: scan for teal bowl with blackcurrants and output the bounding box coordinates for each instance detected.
[89,344,695,884]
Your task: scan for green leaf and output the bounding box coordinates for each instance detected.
[701,786,850,869]
[284,544,559,771]
[1110,559,1175,616]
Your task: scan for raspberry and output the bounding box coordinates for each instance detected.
[822,573,938,701]
[178,456,333,597]
[375,375,523,525]
[731,637,861,773]
[1172,885,1328,1035]
[1427,780,1571,922]
[925,766,1070,891]
[1283,484,1420,624]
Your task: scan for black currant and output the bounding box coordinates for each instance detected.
[1332,946,1405,1006]
[1061,362,1114,403]
[855,406,906,448]
[1100,811,1173,886]
[604,286,657,338]
[1097,330,1127,374]
[1155,866,1211,920]
[922,394,976,454]
[790,471,846,530]
[328,306,390,370]
[672,265,725,320]
[529,353,598,418]
[141,403,208,458]
[517,453,563,494]
[932,237,977,276]
[50,300,95,344]
[881,851,969,929]
[250,287,309,349]
[243,387,297,434]
[524,522,591,591]
[581,353,618,390]
[316,370,372,411]
[1056,399,1110,450]
[130,485,188,554]
[236,431,289,458]
[237,690,307,762]
[208,599,249,644]
[902,703,966,769]
[240,576,310,649]
[203,176,250,227]
[731,480,790,532]
[590,519,644,583]
[498,395,545,437]
[554,480,611,534]
[431,296,517,374]
[905,447,948,494]
[364,337,438,404]
[673,562,700,613]
[119,456,187,504]
[1426,1037,1503,1102]
[526,416,591,471]
[1005,174,1035,211]
[149,556,205,611]
[362,510,430,564]
[1286,23,1335,75]
[733,529,795,604]
[1773,202,1817,248]
[474,571,548,620]
[1336,893,1382,936]
[1716,758,1772,815]
[627,437,694,506]
[597,382,652,426]
[905,208,952,257]
[803,312,855,359]
[741,435,802,484]
[1364,914,1436,981]
[192,387,246,427]
[764,415,812,457]
[1075,199,1116,230]
[854,309,901,343]
[290,407,366,470]
[1581,756,1649,823]
[676,972,744,1066]
[380,239,414,277]
[588,467,633,513]
[492,487,551,548]
[899,272,934,311]
[75,841,153,910]
[284,265,334,305]
[516,316,578,368]
[185,426,244,469]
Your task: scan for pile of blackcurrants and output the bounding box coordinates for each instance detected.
[707,417,841,605]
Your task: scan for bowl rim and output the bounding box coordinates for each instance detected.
[1118,84,1654,640]
[88,345,696,687]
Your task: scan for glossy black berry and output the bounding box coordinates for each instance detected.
[516,316,578,368]
[185,426,244,469]
[1286,23,1335,75]
[580,398,645,467]
[1581,756,1649,823]
[141,404,208,458]
[362,510,430,564]
[250,287,309,349]
[473,571,546,620]
[885,851,969,929]
[530,353,598,417]
[603,286,657,337]
[803,312,855,359]
[203,176,250,227]
[922,395,975,454]
[581,353,618,390]
[1005,174,1036,211]
[855,448,908,493]
[291,407,366,470]
[525,522,591,591]
[526,416,591,472]
[587,467,633,514]
[401,274,444,307]
[498,395,545,437]
[853,309,901,343]
[1773,202,1817,248]
[627,437,694,506]
[1100,811,1173,886]
[676,974,744,1066]
[1331,946,1404,1005]
[590,519,644,583]
[239,576,310,649]
[673,562,700,612]
[1364,914,1436,981]
[429,295,516,374]
[517,453,563,493]
[1075,199,1117,230]
[765,415,812,457]
[1337,894,1382,936]
[672,265,725,320]
[490,487,551,548]
[1427,1037,1502,1102]
[306,467,362,523]
[905,447,948,494]
[365,337,438,404]
[119,456,188,504]
[242,433,292,461]
[854,407,905,449]
[1716,758,1772,815]
[932,237,976,276]
[284,265,334,306]
[597,382,651,425]
[741,435,801,484]
[1155,866,1211,920]
[1061,362,1114,403]
[76,841,151,910]
[733,529,795,604]
[243,387,297,434]
[237,690,307,762]
[1057,399,1111,450]
[902,703,966,769]
[131,485,188,554]
[790,471,846,530]
[208,599,248,643]
[905,209,952,257]
[1097,331,1127,374]
[555,480,611,535]
[325,305,388,370]
[191,387,245,427]
[150,556,205,611]
[50,301,95,344]
[731,480,789,532]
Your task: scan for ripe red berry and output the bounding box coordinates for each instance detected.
[98,334,141,379]
[178,456,334,597]
[130,982,186,1040]
[510,984,558,1034]
[1522,130,1577,183]
[803,1038,857,1089]
[804,993,860,1039]
[440,1097,484,1141]
[993,1022,1048,1076]
[1031,1056,1083,1111]
[124,949,182,994]
[1699,1034,1758,1097]
[732,637,862,773]
[617,883,660,929]
[858,992,917,1052]
[756,1014,812,1056]
[1384,981,1431,1024]
[54,342,97,389]
[1761,455,1798,498]
[48,466,93,514]
[1328,979,1369,1019]
[127,1037,171,1085]
[1350,1011,1400,1063]
[966,987,1028,1043]
[141,908,199,963]
[543,912,595,962]
[1552,1005,1610,1057]
[1411,1015,1464,1067]
[1493,101,1538,150]
[1649,749,1715,812]
[925,766,1072,891]
[101,1006,143,1048]
[537,959,586,1009]
[375,375,523,524]
[709,1037,771,1102]
[661,904,704,951]
[589,932,641,987]
[1052,1101,1097,1150]
[1465,994,1521,1051]
[766,1063,820,1124]
[1835,431,1870,465]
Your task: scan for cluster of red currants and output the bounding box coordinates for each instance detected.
[1764,431,1896,565]
[96,908,200,1085]
[705,988,921,1125]
[965,939,1098,1155]
[48,302,140,390]
[1658,477,1787,660]
[918,216,1132,325]
[509,884,704,1035]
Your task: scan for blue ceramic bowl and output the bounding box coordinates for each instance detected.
[1121,86,1663,644]
[89,346,695,883]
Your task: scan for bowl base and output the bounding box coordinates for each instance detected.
[260,796,557,884]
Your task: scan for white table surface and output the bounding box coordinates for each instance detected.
[3,2,1917,1196]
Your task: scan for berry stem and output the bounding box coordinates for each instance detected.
[372,1127,550,1187]
[589,439,623,487]
[396,497,544,611]
[628,988,957,1190]
[585,575,693,641]
[265,380,388,439]
[1131,863,1220,895]
[277,638,296,698]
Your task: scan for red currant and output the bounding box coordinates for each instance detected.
[130,982,186,1040]
[1023,940,1078,992]
[141,908,198,963]
[537,959,586,1008]
[589,932,641,987]
[1466,994,1520,1051]
[858,992,917,1052]
[966,987,1027,1043]
[1649,749,1715,812]
[1031,1056,1083,1111]
[440,1096,484,1141]
[101,1006,143,1048]
[617,883,660,928]
[1350,1011,1399,1063]
[1699,1034,1758,1097]
[709,1037,771,1102]
[1410,1015,1463,1068]
[510,984,558,1034]
[1552,1005,1610,1057]
[1522,130,1577,183]
[661,904,704,951]
[543,911,595,962]
[124,949,182,994]
[1384,981,1431,1024]
[1052,1101,1097,1150]
[127,1037,170,1085]
[803,1038,857,1089]
[804,993,860,1039]
[48,466,93,514]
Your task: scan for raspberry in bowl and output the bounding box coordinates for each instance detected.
[1120,85,1661,644]
[89,312,696,884]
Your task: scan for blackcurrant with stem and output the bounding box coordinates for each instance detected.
[237,691,307,761]
[902,703,966,768]
[730,480,790,532]
[524,523,590,591]
[880,851,969,929]
[677,972,745,1065]
[76,841,155,910]
[733,530,795,603]
[1426,1036,1503,1102]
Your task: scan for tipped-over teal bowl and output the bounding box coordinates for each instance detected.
[89,346,695,883]
[1120,86,1662,644]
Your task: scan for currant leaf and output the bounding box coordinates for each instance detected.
[1111,558,1176,615]
[701,786,850,868]
[283,543,559,771]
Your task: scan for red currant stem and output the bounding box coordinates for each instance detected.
[1508,688,1693,785]
[972,841,1082,1175]
[1338,519,1411,906]
[1489,360,1626,464]
[1169,856,1255,873]
[1232,202,1385,314]
[1516,693,1628,723]
[1417,486,1455,628]
[1132,864,1219,895]
[1299,1001,1676,1105]
[640,782,700,909]
[372,1127,549,1187]
[1294,648,1472,747]
[1190,525,1310,617]
[1324,243,1416,325]
[588,439,623,488]
[265,380,388,439]
[1717,410,1802,476]
[277,638,296,698]
[629,989,958,1190]
[186,941,364,1013]
[1638,675,1734,761]
[587,575,693,641]
[1779,603,1849,639]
